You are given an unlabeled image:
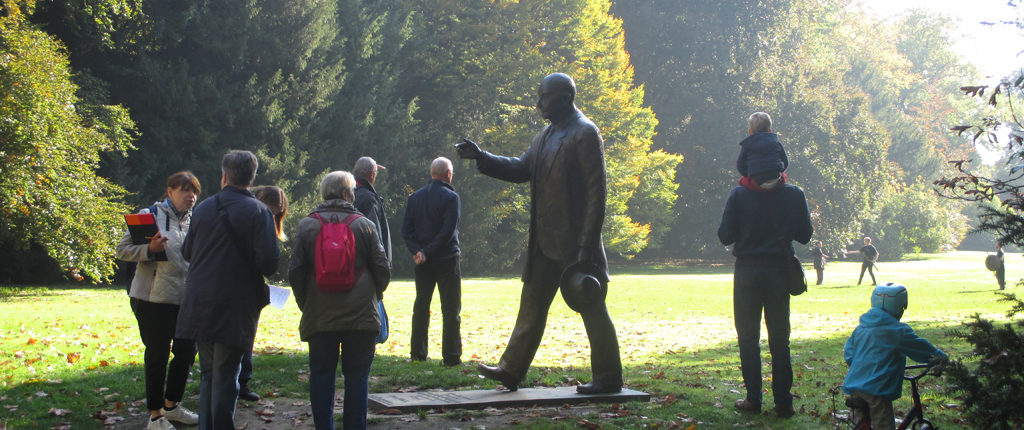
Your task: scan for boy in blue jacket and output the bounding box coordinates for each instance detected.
[842,283,948,430]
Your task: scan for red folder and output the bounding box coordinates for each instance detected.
[124,213,158,245]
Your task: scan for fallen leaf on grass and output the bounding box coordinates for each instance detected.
[50,424,70,430]
[255,409,275,416]
[377,409,404,415]
[103,416,124,426]
[577,418,598,429]
[48,408,72,416]
[66,352,81,364]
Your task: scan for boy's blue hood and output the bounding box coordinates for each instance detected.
[858,307,898,328]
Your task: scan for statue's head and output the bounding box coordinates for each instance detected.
[537,73,576,120]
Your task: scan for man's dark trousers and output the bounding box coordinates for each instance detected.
[498,253,622,386]
[858,262,876,285]
[733,260,792,409]
[814,263,824,285]
[196,340,244,430]
[411,255,462,364]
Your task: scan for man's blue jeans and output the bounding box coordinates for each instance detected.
[308,330,376,430]
[196,340,244,430]
[733,259,793,409]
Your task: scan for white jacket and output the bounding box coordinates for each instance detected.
[116,200,191,304]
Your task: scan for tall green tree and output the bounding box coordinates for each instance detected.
[68,0,345,208]
[393,0,681,272]
[0,2,135,281]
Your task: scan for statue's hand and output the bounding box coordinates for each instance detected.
[456,138,483,159]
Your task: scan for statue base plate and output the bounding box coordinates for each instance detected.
[368,386,650,412]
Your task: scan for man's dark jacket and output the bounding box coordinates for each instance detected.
[176,186,280,350]
[737,132,789,178]
[354,178,392,262]
[402,179,460,261]
[475,109,609,282]
[717,184,813,258]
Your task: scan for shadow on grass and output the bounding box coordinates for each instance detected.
[1,322,969,429]
[0,283,124,300]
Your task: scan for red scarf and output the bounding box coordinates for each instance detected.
[739,172,787,193]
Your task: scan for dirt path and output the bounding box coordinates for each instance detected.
[111,396,600,429]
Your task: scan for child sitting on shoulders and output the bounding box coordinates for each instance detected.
[737,111,789,190]
[842,283,948,430]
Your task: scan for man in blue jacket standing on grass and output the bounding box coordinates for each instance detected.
[718,141,813,418]
[176,150,280,430]
[402,157,463,366]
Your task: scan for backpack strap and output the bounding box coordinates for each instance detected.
[309,211,361,225]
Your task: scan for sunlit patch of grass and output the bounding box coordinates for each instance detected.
[0,251,1018,428]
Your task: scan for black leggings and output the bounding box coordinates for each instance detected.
[131,298,197,411]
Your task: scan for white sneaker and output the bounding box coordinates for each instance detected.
[161,405,199,425]
[146,416,175,430]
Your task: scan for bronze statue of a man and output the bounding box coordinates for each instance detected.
[456,72,622,394]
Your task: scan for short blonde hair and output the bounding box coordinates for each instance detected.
[320,171,356,202]
[748,112,772,133]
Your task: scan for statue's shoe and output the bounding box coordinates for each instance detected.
[576,380,622,394]
[476,363,520,392]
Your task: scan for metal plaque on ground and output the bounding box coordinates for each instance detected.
[368,387,650,412]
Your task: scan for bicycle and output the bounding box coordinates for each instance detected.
[832,363,941,430]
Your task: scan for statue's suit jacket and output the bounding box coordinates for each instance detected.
[476,109,609,283]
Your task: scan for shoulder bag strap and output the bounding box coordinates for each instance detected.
[215,194,255,268]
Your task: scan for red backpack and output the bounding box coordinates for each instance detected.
[310,212,363,292]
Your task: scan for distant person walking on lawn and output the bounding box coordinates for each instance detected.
[811,241,829,285]
[996,241,1006,290]
[402,157,463,366]
[848,237,879,286]
[117,171,202,430]
[176,150,281,430]
[717,121,813,418]
[457,72,623,394]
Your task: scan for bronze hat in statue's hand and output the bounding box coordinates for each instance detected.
[456,138,483,159]
[559,261,607,313]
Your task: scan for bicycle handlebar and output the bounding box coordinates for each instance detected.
[904,362,941,381]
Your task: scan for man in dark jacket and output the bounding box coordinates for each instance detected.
[402,157,463,366]
[848,237,879,286]
[718,173,813,418]
[353,156,392,263]
[456,72,622,394]
[176,150,280,430]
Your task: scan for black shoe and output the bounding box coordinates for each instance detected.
[734,398,761,413]
[443,358,462,367]
[576,380,622,394]
[238,383,261,402]
[774,404,795,418]
[410,355,427,362]
[476,363,519,391]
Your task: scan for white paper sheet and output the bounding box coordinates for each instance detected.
[268,285,291,310]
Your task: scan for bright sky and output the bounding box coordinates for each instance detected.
[857,0,1024,81]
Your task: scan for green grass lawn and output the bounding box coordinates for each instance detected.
[1,251,1019,428]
